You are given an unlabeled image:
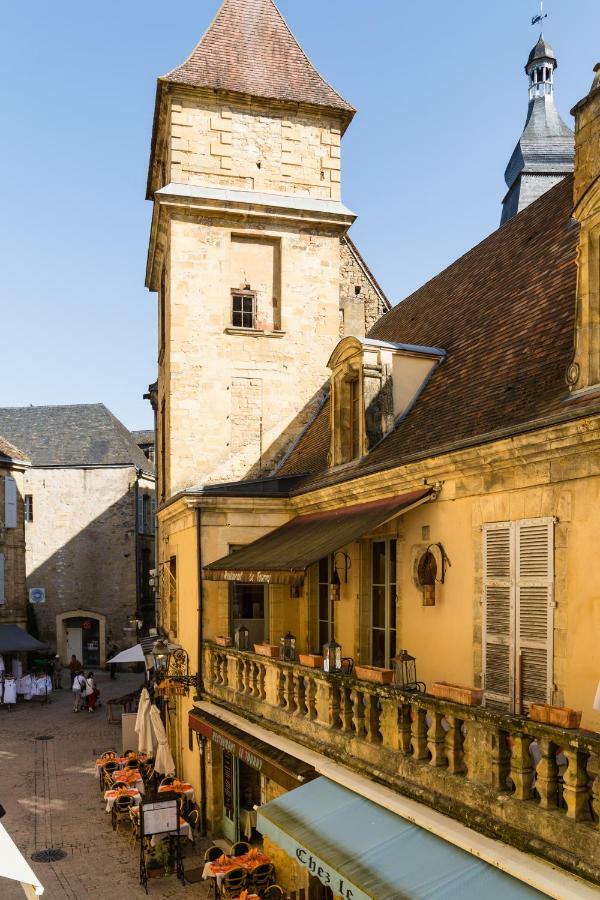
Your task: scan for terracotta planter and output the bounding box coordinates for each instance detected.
[429,682,483,707]
[354,665,394,685]
[299,654,324,669]
[529,703,582,729]
[254,643,280,658]
[215,635,232,647]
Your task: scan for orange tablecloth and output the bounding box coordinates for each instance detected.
[112,769,142,785]
[158,782,195,800]
[209,852,271,876]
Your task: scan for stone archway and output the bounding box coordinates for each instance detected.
[56,609,107,668]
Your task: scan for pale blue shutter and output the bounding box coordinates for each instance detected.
[4,477,17,528]
[137,493,144,534]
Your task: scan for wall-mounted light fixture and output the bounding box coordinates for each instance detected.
[417,543,451,607]
[329,551,351,603]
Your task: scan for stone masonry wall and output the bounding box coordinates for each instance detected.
[24,467,139,656]
[339,238,389,338]
[0,463,27,627]
[169,91,342,201]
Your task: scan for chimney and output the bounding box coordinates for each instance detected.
[566,64,600,394]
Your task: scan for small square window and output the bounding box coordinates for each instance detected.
[232,292,256,329]
[24,495,33,523]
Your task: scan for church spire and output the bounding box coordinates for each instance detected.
[500,27,574,225]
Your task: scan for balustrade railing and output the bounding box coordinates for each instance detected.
[203,642,600,881]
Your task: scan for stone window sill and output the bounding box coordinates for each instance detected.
[224,327,286,339]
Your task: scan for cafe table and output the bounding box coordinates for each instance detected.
[158,782,195,802]
[202,851,271,892]
[111,769,144,794]
[104,788,142,813]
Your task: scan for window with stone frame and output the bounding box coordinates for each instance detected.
[24,494,33,523]
[231,290,256,329]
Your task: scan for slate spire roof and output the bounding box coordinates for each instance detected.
[162,0,354,116]
[0,404,153,474]
[501,35,574,225]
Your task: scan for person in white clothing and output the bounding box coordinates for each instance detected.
[72,670,87,712]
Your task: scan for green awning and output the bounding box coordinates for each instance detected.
[256,777,544,900]
[0,625,46,654]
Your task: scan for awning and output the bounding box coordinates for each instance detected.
[257,777,543,900]
[0,821,44,898]
[0,625,46,654]
[203,488,432,585]
[189,710,316,791]
[108,644,146,664]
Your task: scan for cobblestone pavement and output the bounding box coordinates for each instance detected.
[0,670,210,899]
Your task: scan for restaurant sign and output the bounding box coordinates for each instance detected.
[294,848,361,900]
[203,567,305,586]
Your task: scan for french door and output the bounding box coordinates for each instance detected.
[483,518,554,713]
[370,539,397,668]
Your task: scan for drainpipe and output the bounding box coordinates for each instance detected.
[195,506,207,835]
[134,468,143,636]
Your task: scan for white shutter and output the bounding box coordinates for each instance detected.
[0,554,5,603]
[4,476,17,528]
[137,493,144,534]
[482,522,514,711]
[150,498,156,536]
[516,518,554,709]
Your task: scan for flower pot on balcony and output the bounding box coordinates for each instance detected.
[215,635,233,647]
[299,654,324,669]
[354,665,394,684]
[253,643,280,658]
[429,682,483,707]
[528,703,582,729]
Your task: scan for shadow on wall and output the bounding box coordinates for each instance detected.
[26,493,146,653]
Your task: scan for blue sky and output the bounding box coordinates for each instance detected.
[2,1,599,430]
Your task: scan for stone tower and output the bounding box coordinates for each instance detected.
[501,34,574,225]
[146,0,358,498]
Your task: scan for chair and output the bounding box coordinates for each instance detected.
[204,845,223,864]
[249,863,274,893]
[230,841,250,857]
[112,795,134,833]
[220,867,246,898]
[126,758,139,769]
[160,776,175,787]
[112,781,129,791]
[100,750,117,760]
[128,807,140,846]
[123,749,137,757]
[263,886,284,900]
[102,762,119,791]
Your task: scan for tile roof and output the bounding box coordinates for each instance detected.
[162,0,354,116]
[279,176,600,492]
[131,429,155,446]
[0,435,29,464]
[0,405,153,474]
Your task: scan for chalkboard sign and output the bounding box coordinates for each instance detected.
[141,798,178,836]
[223,750,234,819]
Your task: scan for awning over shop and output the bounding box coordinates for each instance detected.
[256,777,543,900]
[108,644,147,664]
[189,710,316,791]
[0,821,44,898]
[203,488,432,585]
[0,625,46,654]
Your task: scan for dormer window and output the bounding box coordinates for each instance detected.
[232,290,256,329]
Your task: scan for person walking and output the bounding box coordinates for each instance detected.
[68,655,82,687]
[52,655,63,690]
[85,672,97,712]
[108,643,118,680]
[72,670,87,712]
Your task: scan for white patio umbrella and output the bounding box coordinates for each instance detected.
[0,821,44,898]
[108,644,146,664]
[134,688,155,755]
[150,704,176,776]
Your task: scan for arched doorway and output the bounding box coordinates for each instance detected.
[56,610,106,667]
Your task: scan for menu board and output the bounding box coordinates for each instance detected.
[223,750,234,820]
[142,799,178,836]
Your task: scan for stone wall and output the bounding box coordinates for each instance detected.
[339,238,389,338]
[168,90,342,201]
[0,462,27,627]
[24,466,145,661]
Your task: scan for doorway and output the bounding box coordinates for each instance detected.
[222,750,238,843]
[64,616,100,667]
[230,583,267,648]
[370,539,397,667]
[65,624,83,663]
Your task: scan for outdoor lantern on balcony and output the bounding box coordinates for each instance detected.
[152,637,171,675]
[329,567,341,604]
[280,631,296,662]
[392,650,424,692]
[323,638,342,673]
[235,624,249,651]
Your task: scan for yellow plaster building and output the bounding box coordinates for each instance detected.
[146,2,600,896]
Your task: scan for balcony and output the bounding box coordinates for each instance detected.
[203,642,600,885]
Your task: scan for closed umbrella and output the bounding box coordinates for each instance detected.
[150,704,176,776]
[134,688,155,755]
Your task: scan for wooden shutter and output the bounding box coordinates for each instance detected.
[150,498,156,536]
[4,476,17,528]
[482,523,514,711]
[137,493,144,534]
[516,518,554,709]
[0,553,5,603]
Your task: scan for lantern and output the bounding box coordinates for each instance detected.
[152,638,171,675]
[235,625,249,651]
[322,638,342,673]
[418,550,437,607]
[392,650,420,691]
[280,631,296,662]
[289,583,302,599]
[329,567,341,604]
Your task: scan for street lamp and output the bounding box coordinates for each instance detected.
[280,631,296,662]
[151,639,198,695]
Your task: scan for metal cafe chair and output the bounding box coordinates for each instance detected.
[263,887,285,900]
[249,862,274,893]
[112,795,134,834]
[204,845,223,864]
[220,867,246,898]
[230,841,250,857]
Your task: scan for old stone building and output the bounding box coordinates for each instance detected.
[147,3,600,897]
[0,405,155,666]
[0,436,30,631]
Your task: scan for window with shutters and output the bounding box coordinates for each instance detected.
[482,518,554,713]
[3,476,17,528]
[0,553,5,604]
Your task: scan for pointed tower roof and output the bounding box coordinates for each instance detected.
[163,0,354,115]
[526,34,557,71]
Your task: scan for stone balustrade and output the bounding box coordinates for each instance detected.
[203,643,600,884]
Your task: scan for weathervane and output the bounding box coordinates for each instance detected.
[531,0,548,28]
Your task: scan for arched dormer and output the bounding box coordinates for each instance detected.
[327,336,446,467]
